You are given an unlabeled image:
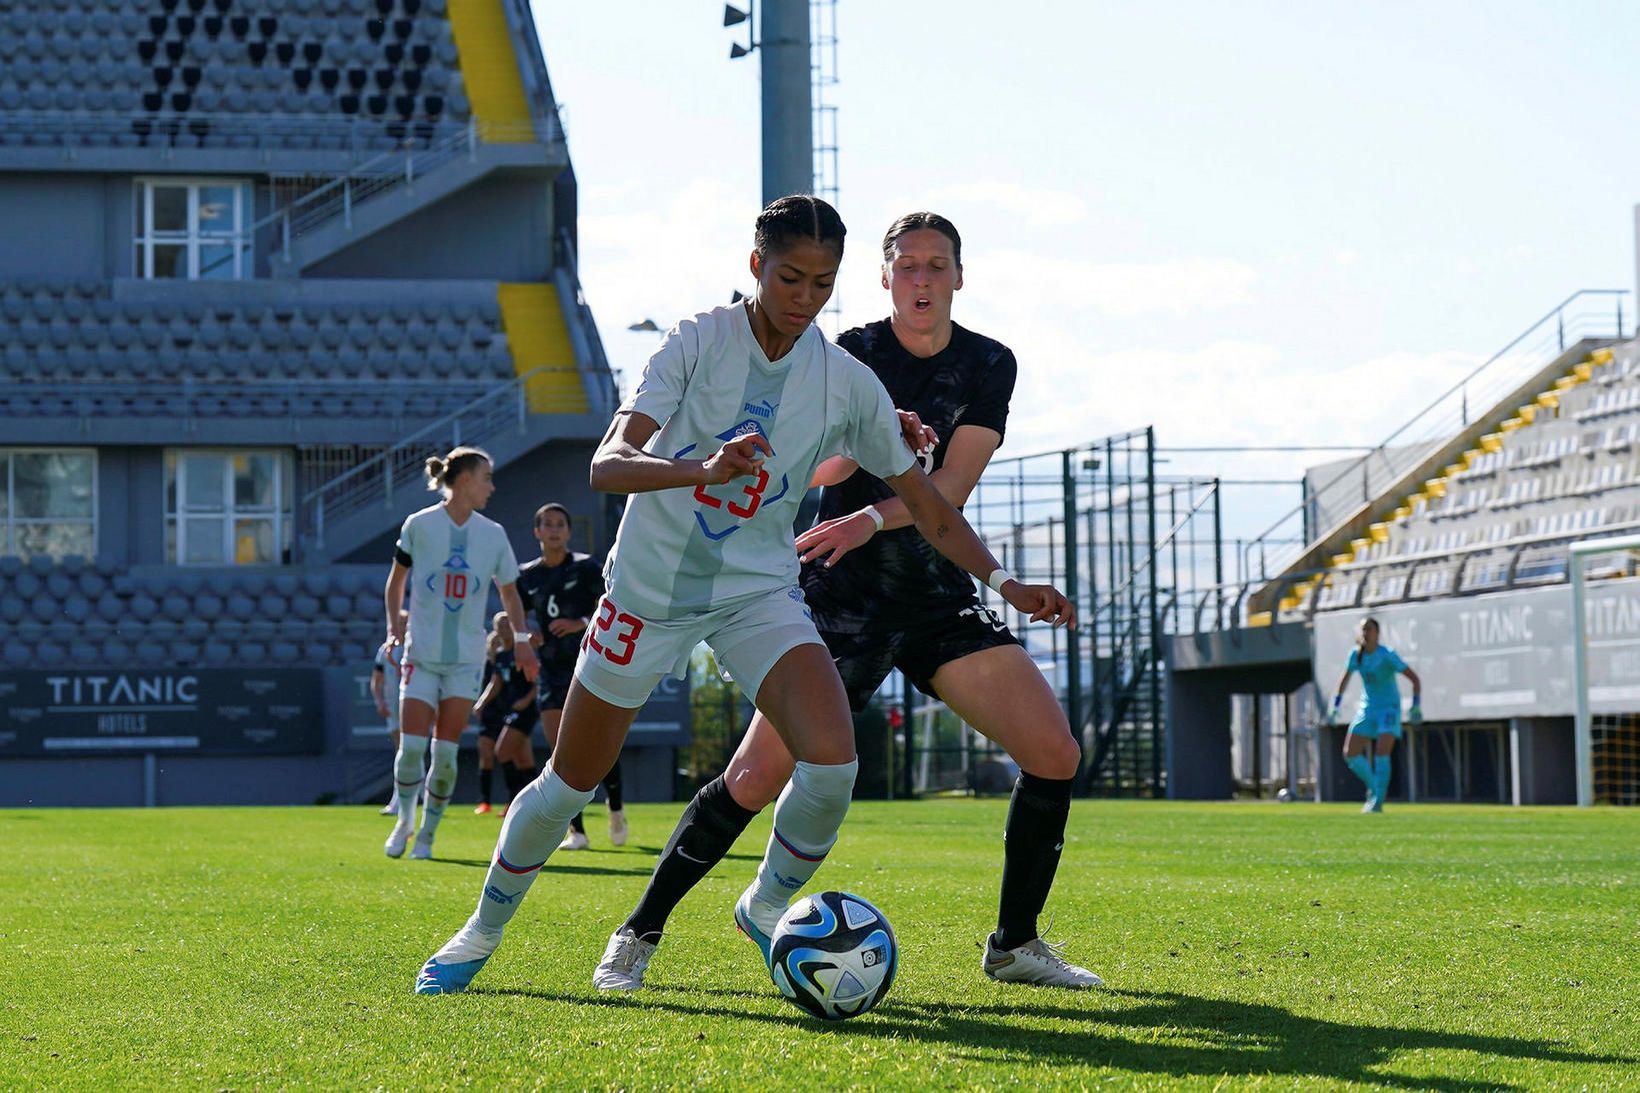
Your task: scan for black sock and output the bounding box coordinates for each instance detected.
[604,757,624,812]
[501,762,526,801]
[623,775,759,942]
[995,771,1074,951]
[479,764,494,805]
[569,811,586,834]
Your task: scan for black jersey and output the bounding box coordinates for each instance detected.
[480,646,535,724]
[803,319,1017,633]
[515,552,604,674]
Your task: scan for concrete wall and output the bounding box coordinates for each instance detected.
[308,174,555,282]
[0,174,127,280]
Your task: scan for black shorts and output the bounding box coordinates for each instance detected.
[478,706,535,741]
[822,601,1022,713]
[538,674,572,712]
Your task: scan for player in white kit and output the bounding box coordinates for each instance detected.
[415,195,1074,995]
[370,611,412,816]
[383,447,538,860]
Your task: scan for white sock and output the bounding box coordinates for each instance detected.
[474,768,595,931]
[748,759,858,911]
[392,734,429,827]
[416,739,459,843]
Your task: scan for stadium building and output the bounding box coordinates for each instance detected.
[0,0,686,806]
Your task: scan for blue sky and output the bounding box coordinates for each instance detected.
[529,1,1638,519]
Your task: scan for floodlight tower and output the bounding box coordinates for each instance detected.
[724,1,824,206]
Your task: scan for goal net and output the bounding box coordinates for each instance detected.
[1570,534,1640,806]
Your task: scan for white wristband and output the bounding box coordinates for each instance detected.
[986,568,1015,595]
[863,505,885,531]
[513,631,533,643]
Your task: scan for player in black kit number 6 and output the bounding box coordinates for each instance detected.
[513,503,626,847]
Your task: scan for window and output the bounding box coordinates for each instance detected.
[0,450,96,560]
[165,451,293,565]
[134,179,253,280]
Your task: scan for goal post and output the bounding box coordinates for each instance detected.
[1570,533,1640,807]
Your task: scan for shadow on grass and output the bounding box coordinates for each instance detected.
[432,858,660,878]
[475,984,1633,1091]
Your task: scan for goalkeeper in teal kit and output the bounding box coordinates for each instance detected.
[1330,617,1423,812]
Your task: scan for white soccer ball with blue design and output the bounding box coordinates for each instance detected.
[769,891,897,1021]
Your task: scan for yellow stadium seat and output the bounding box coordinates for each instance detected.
[1247,611,1273,628]
[1590,347,1614,365]
[1573,362,1594,381]
[1479,433,1503,452]
[1368,522,1390,543]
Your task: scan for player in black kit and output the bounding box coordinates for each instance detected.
[513,502,627,848]
[473,611,540,813]
[593,212,1099,992]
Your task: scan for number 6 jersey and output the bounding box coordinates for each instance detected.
[395,504,522,665]
[607,303,916,621]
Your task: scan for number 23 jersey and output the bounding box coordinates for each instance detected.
[606,302,915,621]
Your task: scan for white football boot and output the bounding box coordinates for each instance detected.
[384,822,413,859]
[409,835,434,860]
[608,809,628,847]
[379,797,399,817]
[558,829,590,851]
[593,928,657,991]
[982,934,1103,989]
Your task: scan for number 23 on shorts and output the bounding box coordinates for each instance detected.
[586,596,644,666]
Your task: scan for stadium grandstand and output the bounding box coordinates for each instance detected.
[0,0,690,807]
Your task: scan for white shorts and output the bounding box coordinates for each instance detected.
[574,585,824,710]
[400,660,485,709]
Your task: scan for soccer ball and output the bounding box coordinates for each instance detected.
[769,891,897,1021]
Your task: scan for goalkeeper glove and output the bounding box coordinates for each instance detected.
[1408,701,1423,725]
[1330,695,1342,724]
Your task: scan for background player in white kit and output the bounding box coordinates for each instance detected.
[383,446,538,860]
[370,610,414,817]
[415,195,1073,995]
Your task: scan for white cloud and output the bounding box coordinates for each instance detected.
[915,181,1089,227]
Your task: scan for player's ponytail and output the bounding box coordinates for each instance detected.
[424,446,492,493]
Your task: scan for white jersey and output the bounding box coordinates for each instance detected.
[396,503,521,665]
[373,640,405,695]
[606,303,915,620]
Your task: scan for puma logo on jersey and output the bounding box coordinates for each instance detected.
[744,399,778,420]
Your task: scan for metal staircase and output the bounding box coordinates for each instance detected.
[297,363,601,562]
[249,118,562,274]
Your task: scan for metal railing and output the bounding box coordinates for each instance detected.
[1242,289,1630,581]
[4,378,474,424]
[250,117,552,265]
[300,365,596,550]
[1177,517,1640,634]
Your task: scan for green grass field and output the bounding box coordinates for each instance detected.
[2,800,1636,1091]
